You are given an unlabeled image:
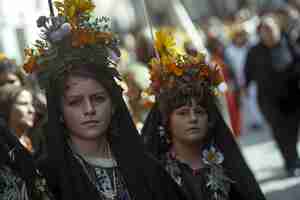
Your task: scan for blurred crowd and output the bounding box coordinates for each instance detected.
[1,0,300,175]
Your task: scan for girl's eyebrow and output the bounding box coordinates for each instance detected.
[66,91,106,99]
[176,106,190,111]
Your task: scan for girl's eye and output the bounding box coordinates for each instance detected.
[177,110,189,115]
[15,101,28,106]
[68,99,81,106]
[94,95,106,103]
[195,109,206,114]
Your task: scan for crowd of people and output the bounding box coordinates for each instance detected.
[1,0,300,199]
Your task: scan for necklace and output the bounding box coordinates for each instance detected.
[100,143,118,200]
[72,141,119,200]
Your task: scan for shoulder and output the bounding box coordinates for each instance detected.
[0,166,27,200]
[141,153,187,200]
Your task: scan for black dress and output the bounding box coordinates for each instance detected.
[0,117,54,200]
[38,76,186,200]
[142,104,266,200]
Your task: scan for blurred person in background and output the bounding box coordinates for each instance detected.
[0,109,54,200]
[0,85,36,153]
[135,28,155,65]
[244,14,300,177]
[0,54,24,87]
[206,35,242,136]
[224,25,264,132]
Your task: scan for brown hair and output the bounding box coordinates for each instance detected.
[55,62,122,109]
[0,58,25,86]
[0,85,32,122]
[158,80,216,129]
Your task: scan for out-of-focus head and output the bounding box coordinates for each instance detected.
[230,26,248,47]
[0,54,23,87]
[258,15,281,48]
[0,85,36,136]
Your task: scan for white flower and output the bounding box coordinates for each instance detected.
[202,146,224,165]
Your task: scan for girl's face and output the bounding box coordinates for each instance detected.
[62,76,114,141]
[9,90,36,135]
[169,99,208,145]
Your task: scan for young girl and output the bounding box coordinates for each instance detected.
[142,29,266,200]
[22,1,185,200]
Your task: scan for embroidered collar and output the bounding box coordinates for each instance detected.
[68,140,117,168]
[164,145,233,200]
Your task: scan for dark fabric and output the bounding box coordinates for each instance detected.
[0,115,36,194]
[0,115,55,200]
[244,38,300,167]
[141,103,266,200]
[244,37,300,114]
[39,73,186,200]
[258,98,299,168]
[178,163,245,200]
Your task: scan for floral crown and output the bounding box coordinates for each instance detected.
[23,0,120,88]
[146,29,224,97]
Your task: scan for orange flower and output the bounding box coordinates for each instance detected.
[143,100,154,109]
[23,57,37,73]
[72,29,89,47]
[199,66,209,78]
[168,63,183,76]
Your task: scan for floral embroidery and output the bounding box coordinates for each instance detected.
[0,167,27,200]
[163,145,233,200]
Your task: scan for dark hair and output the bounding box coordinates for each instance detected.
[158,81,217,135]
[0,85,33,122]
[0,58,24,85]
[55,62,122,108]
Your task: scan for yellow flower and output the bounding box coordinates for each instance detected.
[55,0,95,23]
[154,30,179,56]
[171,64,183,76]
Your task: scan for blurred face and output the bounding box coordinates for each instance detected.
[259,19,281,48]
[169,99,208,145]
[9,90,35,135]
[62,76,114,142]
[0,72,21,87]
[233,32,247,47]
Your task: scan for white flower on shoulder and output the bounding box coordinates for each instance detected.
[202,146,224,165]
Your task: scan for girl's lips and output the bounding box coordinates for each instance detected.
[81,120,100,125]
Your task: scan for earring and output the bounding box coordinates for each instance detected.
[158,125,171,144]
[158,125,165,137]
[8,146,16,162]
